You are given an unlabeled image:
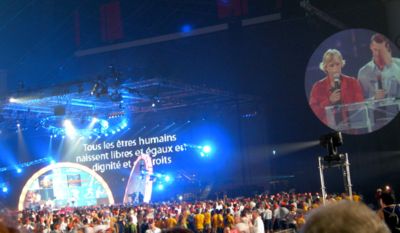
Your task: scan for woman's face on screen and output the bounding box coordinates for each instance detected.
[325,55,342,78]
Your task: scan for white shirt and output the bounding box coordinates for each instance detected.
[252,217,264,233]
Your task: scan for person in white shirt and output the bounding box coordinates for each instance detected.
[145,219,161,233]
[251,209,264,233]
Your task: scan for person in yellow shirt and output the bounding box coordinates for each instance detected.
[211,211,219,233]
[194,209,205,233]
[353,193,361,202]
[216,210,224,233]
[204,208,211,233]
[166,213,178,229]
[224,210,234,229]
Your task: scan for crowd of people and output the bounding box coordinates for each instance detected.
[0,189,393,233]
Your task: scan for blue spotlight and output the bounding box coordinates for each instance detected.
[16,168,22,173]
[157,184,164,191]
[100,120,109,129]
[164,175,171,182]
[50,159,56,165]
[156,174,162,178]
[92,117,99,123]
[63,119,76,137]
[181,24,193,33]
[2,186,8,193]
[202,145,212,154]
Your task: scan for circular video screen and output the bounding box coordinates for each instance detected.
[18,162,114,211]
[305,29,400,135]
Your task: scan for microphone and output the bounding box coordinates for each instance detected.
[333,73,341,91]
[377,75,383,89]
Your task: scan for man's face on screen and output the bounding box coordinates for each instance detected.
[370,41,388,66]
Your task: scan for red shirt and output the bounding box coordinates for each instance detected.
[309,75,364,125]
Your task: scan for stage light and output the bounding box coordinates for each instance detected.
[181,24,193,33]
[16,123,20,128]
[151,102,156,108]
[178,195,183,201]
[105,133,109,137]
[9,97,17,103]
[63,119,76,137]
[16,168,22,173]
[164,175,171,182]
[101,120,109,129]
[272,150,276,155]
[320,132,343,160]
[2,187,8,193]
[91,117,99,124]
[202,145,212,154]
[157,184,164,191]
[156,174,162,178]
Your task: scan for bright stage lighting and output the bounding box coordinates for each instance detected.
[164,175,171,182]
[9,97,17,103]
[181,24,193,33]
[202,145,212,154]
[63,119,76,137]
[2,187,8,193]
[92,117,99,123]
[157,184,164,191]
[100,120,109,129]
[178,195,183,201]
[16,168,22,173]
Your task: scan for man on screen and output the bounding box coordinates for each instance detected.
[309,49,364,125]
[358,33,400,99]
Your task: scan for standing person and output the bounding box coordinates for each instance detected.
[251,210,264,233]
[309,49,365,125]
[145,220,161,233]
[358,33,400,100]
[262,205,272,233]
[194,209,205,233]
[378,191,400,233]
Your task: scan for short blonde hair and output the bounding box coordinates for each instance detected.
[319,49,346,73]
[300,201,390,233]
